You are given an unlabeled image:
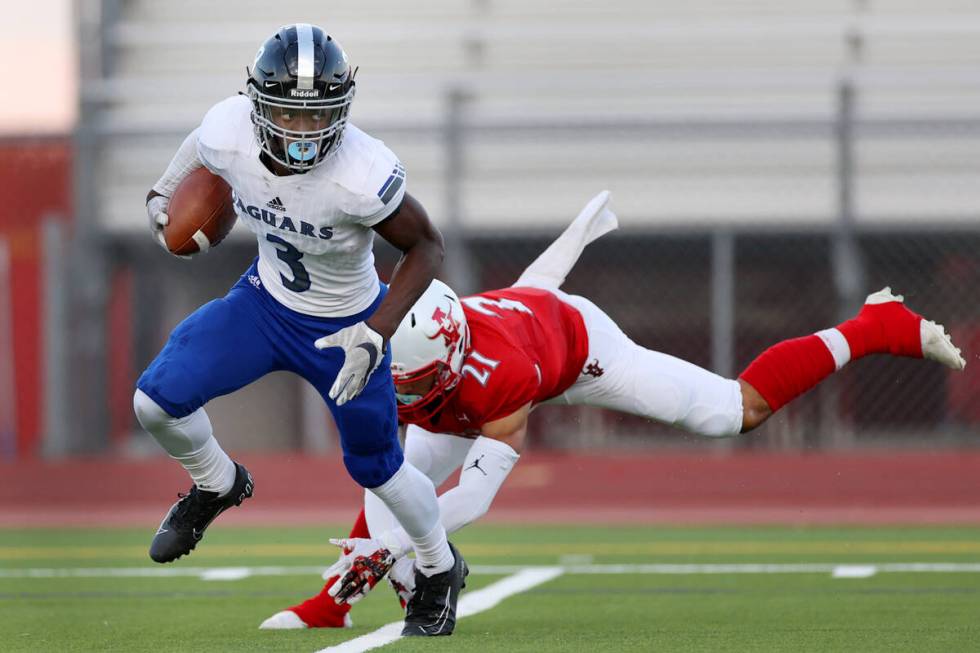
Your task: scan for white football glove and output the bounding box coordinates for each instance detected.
[146,195,170,252]
[387,556,417,609]
[314,322,386,406]
[324,537,396,605]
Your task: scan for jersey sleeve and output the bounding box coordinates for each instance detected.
[196,96,252,175]
[348,140,407,227]
[151,127,203,197]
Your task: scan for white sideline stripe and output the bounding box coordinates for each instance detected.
[832,565,878,579]
[5,562,980,580]
[314,568,564,653]
[200,567,252,581]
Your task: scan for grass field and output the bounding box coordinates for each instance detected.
[3,524,980,652]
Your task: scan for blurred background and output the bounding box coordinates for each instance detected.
[1,1,978,522]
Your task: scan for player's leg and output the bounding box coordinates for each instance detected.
[370,428,517,610]
[738,287,965,431]
[309,352,467,635]
[134,281,277,562]
[362,425,481,607]
[557,288,965,437]
[553,292,744,437]
[262,427,473,629]
[324,363,455,571]
[363,424,474,537]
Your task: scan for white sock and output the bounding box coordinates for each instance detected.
[171,436,236,496]
[815,328,852,371]
[409,521,453,577]
[364,491,401,542]
[369,462,454,576]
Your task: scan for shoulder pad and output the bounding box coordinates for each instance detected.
[197,96,253,173]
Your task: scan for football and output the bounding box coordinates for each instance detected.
[164,167,237,256]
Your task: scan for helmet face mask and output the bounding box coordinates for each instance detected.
[246,24,355,174]
[393,361,460,422]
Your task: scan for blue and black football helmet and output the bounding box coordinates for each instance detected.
[246,24,356,173]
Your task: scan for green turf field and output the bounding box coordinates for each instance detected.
[2,525,980,652]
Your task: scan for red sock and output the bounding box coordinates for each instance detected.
[287,509,372,627]
[739,335,836,412]
[289,578,352,628]
[836,301,922,360]
[347,507,370,539]
[740,298,924,413]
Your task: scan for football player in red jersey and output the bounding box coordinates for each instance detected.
[261,191,966,629]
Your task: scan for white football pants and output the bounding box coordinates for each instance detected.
[547,290,744,438]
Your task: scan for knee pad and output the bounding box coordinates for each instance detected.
[682,378,744,438]
[134,388,214,456]
[133,388,173,432]
[343,443,405,489]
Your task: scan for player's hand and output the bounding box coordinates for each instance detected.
[146,195,170,252]
[324,537,395,605]
[146,195,190,259]
[314,322,386,406]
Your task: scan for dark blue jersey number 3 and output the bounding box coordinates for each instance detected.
[266,234,311,292]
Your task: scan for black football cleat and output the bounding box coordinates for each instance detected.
[401,542,468,636]
[149,462,253,563]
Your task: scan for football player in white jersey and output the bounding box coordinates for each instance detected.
[134,24,466,636]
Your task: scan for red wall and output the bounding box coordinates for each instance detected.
[0,138,72,455]
[1,451,978,526]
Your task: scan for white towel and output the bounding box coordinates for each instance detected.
[513,190,619,290]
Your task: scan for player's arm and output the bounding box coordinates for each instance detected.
[145,128,205,251]
[367,193,445,340]
[386,403,529,553]
[314,193,444,405]
[480,402,531,453]
[435,403,530,532]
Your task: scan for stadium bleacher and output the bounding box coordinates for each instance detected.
[89,0,980,233]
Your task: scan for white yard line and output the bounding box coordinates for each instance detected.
[5,562,980,580]
[314,567,565,653]
[0,565,327,579]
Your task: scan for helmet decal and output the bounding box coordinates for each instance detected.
[295,23,315,90]
[429,304,462,350]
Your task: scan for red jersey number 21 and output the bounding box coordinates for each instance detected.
[461,350,500,386]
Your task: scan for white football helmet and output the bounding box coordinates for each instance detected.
[390,279,469,420]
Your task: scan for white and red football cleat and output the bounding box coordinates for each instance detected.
[856,287,965,369]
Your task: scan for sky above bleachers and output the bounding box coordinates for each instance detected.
[1,0,75,134]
